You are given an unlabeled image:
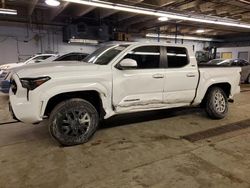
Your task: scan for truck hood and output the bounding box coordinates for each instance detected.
[15,61,100,78]
[0,62,25,70]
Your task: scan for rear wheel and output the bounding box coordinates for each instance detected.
[49,98,99,146]
[205,87,228,119]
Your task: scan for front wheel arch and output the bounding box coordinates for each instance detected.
[44,90,105,119]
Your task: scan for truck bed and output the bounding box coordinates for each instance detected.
[193,66,241,105]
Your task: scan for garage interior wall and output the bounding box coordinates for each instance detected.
[0,22,210,65]
[217,46,250,61]
[0,22,98,65]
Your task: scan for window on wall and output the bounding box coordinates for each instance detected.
[123,46,160,69]
[166,47,188,68]
[221,52,232,59]
[238,52,249,61]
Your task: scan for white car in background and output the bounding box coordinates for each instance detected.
[0,54,57,93]
[0,54,57,72]
[0,52,89,94]
[200,58,250,83]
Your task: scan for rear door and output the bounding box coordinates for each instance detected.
[112,45,165,112]
[163,46,199,105]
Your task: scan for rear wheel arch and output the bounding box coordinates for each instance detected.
[201,83,231,106]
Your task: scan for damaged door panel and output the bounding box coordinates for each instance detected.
[112,45,165,112]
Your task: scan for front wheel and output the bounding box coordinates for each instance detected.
[49,98,99,146]
[205,87,228,119]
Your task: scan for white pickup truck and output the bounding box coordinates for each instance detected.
[9,43,241,146]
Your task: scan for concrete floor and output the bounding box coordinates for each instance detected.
[0,87,250,188]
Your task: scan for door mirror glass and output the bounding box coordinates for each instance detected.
[119,58,137,68]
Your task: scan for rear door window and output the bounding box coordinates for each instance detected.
[166,47,188,68]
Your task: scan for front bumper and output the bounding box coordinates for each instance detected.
[9,74,44,124]
[9,91,44,123]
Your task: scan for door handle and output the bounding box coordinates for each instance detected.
[186,73,196,77]
[152,74,164,79]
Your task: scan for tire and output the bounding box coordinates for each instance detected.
[49,98,99,146]
[205,87,228,119]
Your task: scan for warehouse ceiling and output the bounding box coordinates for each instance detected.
[1,0,250,38]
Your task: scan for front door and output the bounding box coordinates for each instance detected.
[112,45,165,113]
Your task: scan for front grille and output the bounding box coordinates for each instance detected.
[10,79,17,95]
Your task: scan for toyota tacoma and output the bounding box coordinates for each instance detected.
[9,43,241,146]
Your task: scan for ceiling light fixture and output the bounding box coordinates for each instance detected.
[69,38,99,44]
[196,29,205,33]
[158,17,169,21]
[45,0,61,7]
[63,0,250,29]
[146,33,223,42]
[238,0,250,5]
[0,8,17,15]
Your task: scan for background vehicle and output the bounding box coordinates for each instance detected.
[0,54,57,71]
[200,58,250,83]
[9,43,241,146]
[55,52,89,61]
[0,52,89,94]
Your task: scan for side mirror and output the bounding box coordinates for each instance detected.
[119,58,137,69]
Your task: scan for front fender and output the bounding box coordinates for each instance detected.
[36,82,114,119]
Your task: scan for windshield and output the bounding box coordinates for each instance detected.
[23,55,53,64]
[208,59,224,64]
[18,56,34,63]
[217,59,233,66]
[208,59,232,66]
[84,45,129,65]
[55,53,88,61]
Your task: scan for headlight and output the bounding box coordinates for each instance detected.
[20,76,51,90]
[1,66,10,70]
